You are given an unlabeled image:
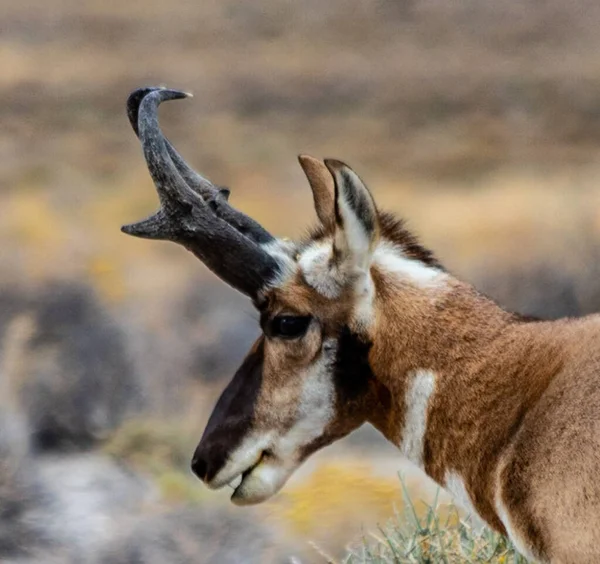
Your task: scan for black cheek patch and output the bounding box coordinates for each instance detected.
[334,326,374,401]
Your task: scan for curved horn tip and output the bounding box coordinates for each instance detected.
[126,87,165,134]
[151,88,192,101]
[127,86,194,139]
[126,86,164,107]
[128,87,192,119]
[127,86,193,134]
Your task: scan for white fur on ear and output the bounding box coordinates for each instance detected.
[324,159,380,274]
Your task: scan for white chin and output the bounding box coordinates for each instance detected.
[230,462,291,506]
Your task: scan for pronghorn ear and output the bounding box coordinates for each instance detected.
[324,159,380,272]
[298,154,336,233]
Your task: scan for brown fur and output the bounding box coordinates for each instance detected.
[365,267,600,562]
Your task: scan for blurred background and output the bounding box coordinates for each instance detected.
[2,0,600,562]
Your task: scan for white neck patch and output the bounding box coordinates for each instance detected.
[444,471,480,523]
[372,241,447,289]
[398,369,436,467]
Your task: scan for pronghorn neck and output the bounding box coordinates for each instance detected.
[366,265,514,455]
[365,255,563,535]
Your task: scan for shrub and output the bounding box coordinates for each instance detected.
[0,282,139,452]
[345,484,529,564]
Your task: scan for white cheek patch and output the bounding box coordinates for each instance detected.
[373,242,448,289]
[277,338,338,459]
[213,338,338,492]
[399,369,436,467]
[224,340,339,505]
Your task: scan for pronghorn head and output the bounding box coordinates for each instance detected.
[124,88,446,505]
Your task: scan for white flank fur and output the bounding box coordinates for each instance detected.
[399,369,436,467]
[443,471,486,529]
[495,486,543,563]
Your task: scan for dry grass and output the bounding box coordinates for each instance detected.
[345,481,528,564]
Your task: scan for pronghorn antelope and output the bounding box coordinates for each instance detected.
[124,87,600,564]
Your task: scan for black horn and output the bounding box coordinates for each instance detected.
[122,88,284,298]
[125,87,274,244]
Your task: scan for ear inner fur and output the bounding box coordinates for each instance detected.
[324,159,380,274]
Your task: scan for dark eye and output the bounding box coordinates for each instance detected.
[270,316,312,339]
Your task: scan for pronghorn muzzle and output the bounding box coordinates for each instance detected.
[189,338,297,505]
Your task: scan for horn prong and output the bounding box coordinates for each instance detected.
[121,210,171,240]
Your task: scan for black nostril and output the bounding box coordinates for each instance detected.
[191,455,208,481]
[191,442,228,484]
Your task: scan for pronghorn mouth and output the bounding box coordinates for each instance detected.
[226,451,267,498]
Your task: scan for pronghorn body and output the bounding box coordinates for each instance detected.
[124,87,600,564]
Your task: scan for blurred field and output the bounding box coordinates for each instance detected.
[2,0,600,562]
